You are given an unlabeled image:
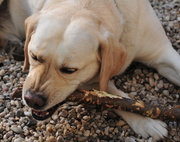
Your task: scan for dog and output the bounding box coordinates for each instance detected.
[1,0,180,140]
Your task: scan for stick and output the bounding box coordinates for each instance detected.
[66,90,180,121]
[13,87,180,122]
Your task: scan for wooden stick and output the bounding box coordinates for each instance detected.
[13,87,180,122]
[67,90,180,121]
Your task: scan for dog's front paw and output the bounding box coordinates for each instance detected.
[129,115,167,140]
[114,110,168,140]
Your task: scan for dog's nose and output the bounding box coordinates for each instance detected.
[24,91,47,109]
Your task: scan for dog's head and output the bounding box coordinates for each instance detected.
[22,8,127,120]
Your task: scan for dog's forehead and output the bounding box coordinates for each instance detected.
[63,19,99,51]
[29,14,99,64]
[57,33,99,66]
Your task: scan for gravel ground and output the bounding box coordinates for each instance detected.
[0,0,180,142]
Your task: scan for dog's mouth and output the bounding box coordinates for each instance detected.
[31,101,65,120]
[32,105,59,120]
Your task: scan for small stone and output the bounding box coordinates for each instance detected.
[104,126,109,135]
[122,125,130,130]
[2,84,8,91]
[0,69,5,76]
[0,110,7,117]
[149,78,155,87]
[131,87,136,92]
[134,69,142,74]
[154,73,159,80]
[24,111,31,116]
[14,137,25,142]
[84,130,90,137]
[174,136,180,141]
[19,77,25,81]
[96,129,101,134]
[75,104,83,113]
[8,112,15,117]
[59,109,68,117]
[116,120,126,126]
[170,130,176,136]
[57,136,65,142]
[46,136,57,142]
[5,60,11,65]
[39,136,44,142]
[157,80,163,89]
[78,137,87,142]
[95,115,101,120]
[26,119,37,127]
[68,109,77,118]
[3,75,9,82]
[168,84,174,92]
[46,125,54,132]
[145,84,151,90]
[177,17,180,21]
[162,90,169,96]
[11,126,22,133]
[3,131,13,139]
[16,110,24,117]
[55,124,62,129]
[125,137,136,142]
[0,107,5,113]
[83,115,90,120]
[52,113,58,120]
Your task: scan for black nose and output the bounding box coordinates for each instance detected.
[24,91,47,109]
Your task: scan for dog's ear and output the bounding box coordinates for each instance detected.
[23,14,40,71]
[99,35,127,91]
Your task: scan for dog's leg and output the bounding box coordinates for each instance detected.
[108,81,168,140]
[149,46,180,87]
[5,39,24,61]
[0,34,24,61]
[0,0,24,61]
[0,33,7,53]
[0,0,4,5]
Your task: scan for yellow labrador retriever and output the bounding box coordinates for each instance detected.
[1,0,180,140]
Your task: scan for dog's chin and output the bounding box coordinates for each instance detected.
[31,101,65,120]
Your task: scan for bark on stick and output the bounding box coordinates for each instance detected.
[67,90,180,122]
[13,87,180,122]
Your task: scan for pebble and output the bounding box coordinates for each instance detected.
[116,120,126,127]
[0,107,5,113]
[0,110,7,117]
[26,119,37,127]
[11,126,22,133]
[46,136,56,142]
[95,115,101,120]
[0,69,5,76]
[84,130,90,137]
[125,137,136,142]
[14,137,25,142]
[15,110,24,117]
[162,90,169,96]
[78,137,87,142]
[24,111,32,116]
[57,136,65,142]
[3,75,9,82]
[51,113,59,120]
[149,78,155,87]
[59,109,68,117]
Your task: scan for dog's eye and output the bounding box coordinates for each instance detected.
[60,68,78,74]
[31,52,38,61]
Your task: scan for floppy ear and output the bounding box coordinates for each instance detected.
[23,14,40,71]
[99,36,127,91]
